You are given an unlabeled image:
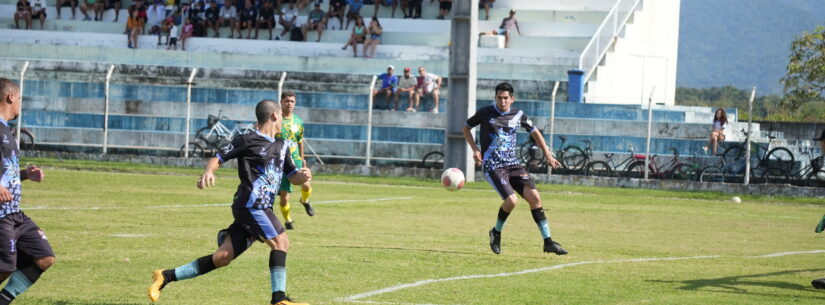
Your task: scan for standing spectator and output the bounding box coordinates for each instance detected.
[497,9,520,48]
[416,66,442,113]
[362,17,382,58]
[255,0,275,39]
[374,66,399,110]
[294,0,310,10]
[164,0,178,17]
[167,18,179,49]
[406,0,420,19]
[341,15,366,57]
[126,9,145,48]
[301,2,325,42]
[204,0,220,37]
[398,67,418,112]
[327,0,346,30]
[56,0,78,20]
[344,0,363,30]
[704,108,727,155]
[180,17,194,50]
[104,0,122,22]
[238,0,257,39]
[30,0,47,29]
[148,0,164,25]
[217,0,238,38]
[479,0,494,20]
[372,0,395,18]
[13,0,31,30]
[437,0,450,19]
[276,0,298,40]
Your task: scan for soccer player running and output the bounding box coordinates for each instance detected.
[0,79,53,305]
[463,82,568,255]
[148,99,312,305]
[277,91,315,230]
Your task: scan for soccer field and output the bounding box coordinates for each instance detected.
[9,160,825,305]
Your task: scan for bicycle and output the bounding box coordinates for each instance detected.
[181,111,247,158]
[584,145,639,177]
[759,146,824,187]
[623,148,699,180]
[519,135,588,174]
[421,151,444,169]
[722,128,794,172]
[9,123,34,151]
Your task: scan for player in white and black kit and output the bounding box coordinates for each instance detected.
[463,82,568,255]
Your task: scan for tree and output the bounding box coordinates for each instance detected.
[781,25,825,111]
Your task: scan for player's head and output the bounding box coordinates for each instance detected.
[256,99,282,131]
[494,82,515,111]
[280,90,296,115]
[0,78,20,121]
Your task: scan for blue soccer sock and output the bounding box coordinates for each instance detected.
[0,264,44,304]
[531,207,552,239]
[270,250,287,304]
[167,255,216,282]
[494,207,510,232]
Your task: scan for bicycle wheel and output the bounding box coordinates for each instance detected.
[561,146,588,174]
[804,170,825,187]
[699,166,726,183]
[722,145,743,161]
[667,163,697,181]
[764,147,794,168]
[759,167,790,185]
[584,161,613,177]
[624,161,647,179]
[519,141,543,164]
[180,141,206,158]
[18,130,34,150]
[421,151,444,169]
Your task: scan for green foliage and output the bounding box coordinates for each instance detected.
[781,25,825,111]
[676,86,823,122]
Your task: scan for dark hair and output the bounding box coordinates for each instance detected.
[494,82,514,97]
[280,90,296,100]
[371,17,381,27]
[255,99,281,124]
[713,108,727,125]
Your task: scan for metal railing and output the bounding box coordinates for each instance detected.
[578,0,643,82]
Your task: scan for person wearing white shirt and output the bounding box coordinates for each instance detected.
[217,0,238,38]
[415,67,442,113]
[277,0,298,40]
[30,0,47,29]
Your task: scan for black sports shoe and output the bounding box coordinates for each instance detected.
[300,200,315,217]
[813,278,825,289]
[489,228,501,255]
[285,221,294,230]
[543,238,568,255]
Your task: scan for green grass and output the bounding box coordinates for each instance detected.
[7,159,825,304]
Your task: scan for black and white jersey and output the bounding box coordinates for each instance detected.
[466,105,537,172]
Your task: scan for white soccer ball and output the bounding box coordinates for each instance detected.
[441,168,465,191]
[731,196,742,203]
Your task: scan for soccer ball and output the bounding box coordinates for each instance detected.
[441,168,465,191]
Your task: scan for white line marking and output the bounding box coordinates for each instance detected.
[110,233,153,238]
[24,197,414,211]
[339,250,825,304]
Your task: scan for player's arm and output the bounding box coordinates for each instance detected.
[516,21,521,35]
[198,157,221,189]
[530,129,560,168]
[20,165,43,182]
[462,124,482,166]
[284,153,311,185]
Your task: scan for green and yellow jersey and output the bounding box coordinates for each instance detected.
[277,114,304,162]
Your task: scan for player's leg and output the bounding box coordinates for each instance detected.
[292,159,314,216]
[0,214,56,305]
[278,190,294,230]
[513,169,567,255]
[483,169,517,254]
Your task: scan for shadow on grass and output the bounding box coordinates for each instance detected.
[648,268,825,298]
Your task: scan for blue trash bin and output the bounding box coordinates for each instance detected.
[567,69,585,103]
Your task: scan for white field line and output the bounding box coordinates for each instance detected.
[339,250,825,303]
[24,197,413,211]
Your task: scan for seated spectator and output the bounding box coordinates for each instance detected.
[704,108,727,155]
[148,0,165,25]
[437,0,450,19]
[237,0,257,39]
[326,0,346,30]
[56,0,78,20]
[294,0,310,10]
[398,67,418,112]
[217,0,238,38]
[187,1,207,36]
[406,0,420,19]
[362,17,381,58]
[344,0,363,30]
[14,0,31,30]
[372,0,395,18]
[341,15,366,57]
[204,0,220,37]
[156,17,171,45]
[479,0,494,20]
[30,0,47,29]
[416,66,441,113]
[92,0,104,21]
[79,0,94,20]
[128,0,149,24]
[126,9,145,48]
[255,0,275,39]
[180,17,194,50]
[103,0,122,22]
[374,65,399,110]
[301,2,325,42]
[497,9,520,48]
[276,0,298,40]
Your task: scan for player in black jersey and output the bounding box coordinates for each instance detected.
[0,79,54,305]
[463,82,568,255]
[148,99,312,305]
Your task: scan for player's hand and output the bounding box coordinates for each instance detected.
[198,171,216,189]
[472,150,482,167]
[546,155,561,169]
[0,186,11,202]
[25,165,43,182]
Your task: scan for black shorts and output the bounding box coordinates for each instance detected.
[484,165,536,200]
[439,1,452,10]
[32,11,47,18]
[0,213,54,273]
[217,208,285,257]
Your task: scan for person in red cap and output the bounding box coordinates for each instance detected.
[398,67,418,111]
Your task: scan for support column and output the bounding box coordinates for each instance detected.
[444,0,478,181]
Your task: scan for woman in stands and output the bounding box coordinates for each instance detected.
[126,9,145,48]
[180,17,194,50]
[363,17,383,58]
[342,16,367,57]
[705,108,727,155]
